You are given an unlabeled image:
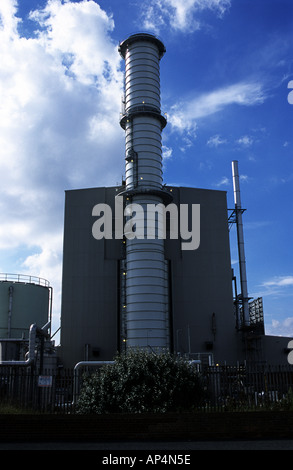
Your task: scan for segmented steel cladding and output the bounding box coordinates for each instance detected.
[119,34,169,349]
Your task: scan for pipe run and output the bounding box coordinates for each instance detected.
[8,285,13,338]
[232,160,250,327]
[0,323,37,366]
[0,322,51,366]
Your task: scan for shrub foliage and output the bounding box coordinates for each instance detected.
[76,349,204,414]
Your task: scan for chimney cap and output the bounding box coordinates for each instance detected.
[118,33,166,59]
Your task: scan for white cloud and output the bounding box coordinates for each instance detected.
[215,176,229,187]
[0,0,20,36]
[251,277,293,337]
[21,234,63,327]
[236,135,254,147]
[240,174,248,182]
[262,276,293,289]
[0,0,124,334]
[162,145,173,159]
[265,317,293,338]
[141,0,231,33]
[207,134,227,147]
[252,276,293,302]
[29,0,120,86]
[168,82,266,134]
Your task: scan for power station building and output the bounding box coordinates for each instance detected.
[59,33,291,369]
[0,33,292,382]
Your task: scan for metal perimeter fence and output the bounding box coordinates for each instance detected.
[0,364,293,414]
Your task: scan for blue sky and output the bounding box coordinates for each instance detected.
[0,0,292,341]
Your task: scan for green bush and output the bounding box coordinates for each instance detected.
[271,388,293,411]
[76,349,205,414]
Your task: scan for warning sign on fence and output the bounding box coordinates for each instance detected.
[38,376,52,387]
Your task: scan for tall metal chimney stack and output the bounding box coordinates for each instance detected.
[232,160,250,327]
[118,33,171,350]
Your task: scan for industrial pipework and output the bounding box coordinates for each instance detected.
[0,322,50,366]
[232,160,250,327]
[118,33,170,350]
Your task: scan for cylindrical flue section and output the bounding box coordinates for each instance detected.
[119,34,169,350]
[124,195,169,348]
[120,34,166,192]
[124,116,163,190]
[123,34,163,113]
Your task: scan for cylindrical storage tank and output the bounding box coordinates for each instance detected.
[0,274,51,339]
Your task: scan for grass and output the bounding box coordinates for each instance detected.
[0,403,37,414]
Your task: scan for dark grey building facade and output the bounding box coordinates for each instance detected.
[60,184,244,368]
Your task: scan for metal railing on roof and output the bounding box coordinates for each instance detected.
[0,273,50,287]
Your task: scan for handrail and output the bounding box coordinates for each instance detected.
[0,273,50,287]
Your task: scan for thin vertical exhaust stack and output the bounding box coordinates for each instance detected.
[232,160,250,327]
[118,33,170,350]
